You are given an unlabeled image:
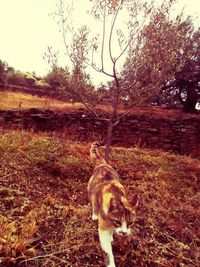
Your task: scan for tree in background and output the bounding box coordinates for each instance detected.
[0,59,8,86]
[95,83,111,103]
[66,26,97,109]
[123,11,200,113]
[163,27,200,112]
[45,66,71,98]
[44,46,68,90]
[122,9,194,107]
[6,69,36,87]
[148,27,200,113]
[70,65,97,108]
[5,68,22,86]
[44,19,97,106]
[4,66,51,92]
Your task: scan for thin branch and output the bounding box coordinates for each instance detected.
[119,91,158,119]
[101,3,106,72]
[75,90,98,115]
[99,2,116,78]
[113,62,120,110]
[86,53,114,77]
[101,69,115,78]
[74,89,109,121]
[84,57,114,78]
[94,0,104,17]
[109,0,123,63]
[115,17,147,64]
[92,46,95,68]
[60,1,75,64]
[84,1,115,78]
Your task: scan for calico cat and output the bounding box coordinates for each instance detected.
[88,142,138,267]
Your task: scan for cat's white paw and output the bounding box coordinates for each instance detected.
[107,259,116,267]
[92,213,98,221]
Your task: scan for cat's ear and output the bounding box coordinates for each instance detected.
[130,194,139,208]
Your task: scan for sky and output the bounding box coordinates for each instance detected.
[0,0,199,86]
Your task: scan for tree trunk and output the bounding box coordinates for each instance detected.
[183,87,198,113]
[105,119,114,162]
[104,80,120,162]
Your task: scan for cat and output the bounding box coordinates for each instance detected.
[88,142,138,267]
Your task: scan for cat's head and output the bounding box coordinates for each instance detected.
[107,195,138,236]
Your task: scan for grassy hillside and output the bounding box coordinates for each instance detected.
[1,90,198,119]
[0,130,200,266]
[0,91,115,113]
[0,91,84,111]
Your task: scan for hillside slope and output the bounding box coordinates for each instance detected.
[0,91,83,111]
[0,130,199,266]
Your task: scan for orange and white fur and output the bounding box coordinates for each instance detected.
[88,142,138,267]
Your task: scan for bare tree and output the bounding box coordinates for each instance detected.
[53,0,153,161]
[0,59,8,87]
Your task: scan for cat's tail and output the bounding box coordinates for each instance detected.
[90,142,105,166]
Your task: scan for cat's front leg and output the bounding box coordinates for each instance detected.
[110,233,113,243]
[98,228,116,267]
[92,212,98,221]
[90,195,99,221]
[92,204,98,221]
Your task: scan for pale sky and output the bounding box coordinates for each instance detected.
[0,0,199,86]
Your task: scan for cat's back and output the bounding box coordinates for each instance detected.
[88,163,122,196]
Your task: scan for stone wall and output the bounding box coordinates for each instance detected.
[0,108,199,158]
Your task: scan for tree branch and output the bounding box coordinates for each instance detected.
[94,0,104,17]
[84,57,114,78]
[115,17,147,64]
[119,91,158,119]
[60,0,75,65]
[109,0,123,63]
[101,3,106,72]
[73,88,109,121]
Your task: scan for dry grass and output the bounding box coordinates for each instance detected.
[0,91,84,111]
[0,90,117,114]
[1,90,199,120]
[0,129,200,266]
[0,91,116,113]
